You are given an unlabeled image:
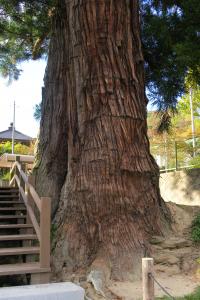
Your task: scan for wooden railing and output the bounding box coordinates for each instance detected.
[160,164,198,173]
[0,153,34,169]
[9,157,51,270]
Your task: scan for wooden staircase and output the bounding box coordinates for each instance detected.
[0,159,51,285]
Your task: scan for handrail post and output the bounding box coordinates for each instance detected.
[26,175,35,210]
[142,258,154,300]
[40,197,51,269]
[16,156,26,201]
[15,156,20,189]
[9,164,14,186]
[174,141,178,171]
[20,163,26,191]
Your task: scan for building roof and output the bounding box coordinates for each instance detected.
[0,123,33,142]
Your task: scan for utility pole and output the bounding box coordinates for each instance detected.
[189,88,196,156]
[164,132,168,170]
[11,101,15,154]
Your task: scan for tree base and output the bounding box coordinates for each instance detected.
[52,200,171,282]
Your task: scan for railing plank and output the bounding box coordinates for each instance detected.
[10,162,41,212]
[9,175,16,187]
[19,187,41,242]
[29,186,41,212]
[40,197,51,268]
[13,174,20,188]
[0,153,34,163]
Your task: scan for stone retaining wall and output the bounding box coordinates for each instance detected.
[160,168,200,206]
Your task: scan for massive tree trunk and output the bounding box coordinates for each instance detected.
[35,0,170,280]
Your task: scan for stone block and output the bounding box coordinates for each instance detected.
[0,282,84,300]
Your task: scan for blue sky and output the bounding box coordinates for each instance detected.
[0,59,47,138]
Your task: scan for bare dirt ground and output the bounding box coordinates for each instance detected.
[107,202,200,299]
[108,274,199,299]
[83,202,200,299]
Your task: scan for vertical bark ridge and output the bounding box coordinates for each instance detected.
[34,1,69,215]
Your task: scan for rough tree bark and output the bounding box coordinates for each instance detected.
[35,0,170,280]
[34,2,68,215]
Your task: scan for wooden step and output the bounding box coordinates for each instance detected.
[0,192,19,196]
[0,188,19,192]
[0,224,33,229]
[0,201,24,204]
[0,186,18,190]
[0,195,19,199]
[0,262,50,276]
[0,234,37,241]
[0,246,39,256]
[0,215,27,219]
[0,207,26,211]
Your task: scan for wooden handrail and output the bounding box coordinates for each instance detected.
[29,186,42,212]
[1,153,34,163]
[10,161,21,174]
[10,174,20,188]
[9,158,51,272]
[9,174,17,187]
[10,161,41,211]
[19,186,41,241]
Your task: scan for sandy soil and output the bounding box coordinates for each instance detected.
[84,201,200,300]
[106,201,200,300]
[108,274,199,299]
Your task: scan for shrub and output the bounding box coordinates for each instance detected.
[0,141,34,156]
[1,172,10,181]
[191,214,200,243]
[189,154,200,169]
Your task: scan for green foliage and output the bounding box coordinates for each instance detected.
[185,69,200,91]
[0,0,56,80]
[14,143,32,155]
[1,172,10,181]
[149,82,200,137]
[142,0,200,133]
[189,155,200,169]
[0,0,199,111]
[191,214,200,243]
[0,141,34,179]
[0,141,34,155]
[0,141,12,154]
[50,223,57,243]
[177,87,200,117]
[156,287,200,299]
[33,103,41,121]
[148,98,200,170]
[142,0,200,110]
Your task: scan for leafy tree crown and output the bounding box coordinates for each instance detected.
[0,0,199,113]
